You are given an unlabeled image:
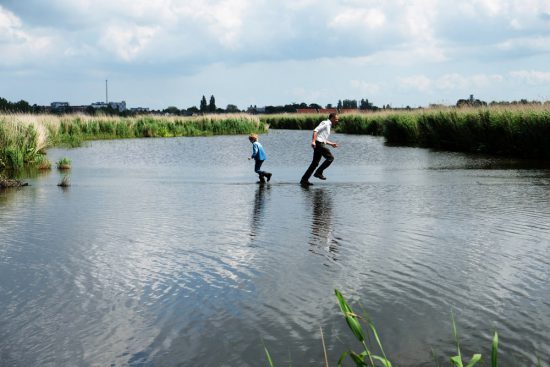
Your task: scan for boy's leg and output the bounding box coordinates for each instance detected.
[255,160,266,182]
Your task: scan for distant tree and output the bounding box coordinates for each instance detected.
[164,106,180,115]
[200,95,208,113]
[456,97,486,107]
[341,99,357,109]
[325,103,333,109]
[208,95,216,112]
[187,106,199,114]
[226,104,240,113]
[337,100,342,110]
[308,103,322,109]
[31,104,45,114]
[359,98,373,110]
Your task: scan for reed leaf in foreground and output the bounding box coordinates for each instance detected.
[264,344,275,367]
[450,310,482,367]
[492,331,498,367]
[335,289,392,367]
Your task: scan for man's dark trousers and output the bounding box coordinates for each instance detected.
[301,142,334,182]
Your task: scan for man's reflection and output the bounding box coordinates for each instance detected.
[305,187,339,260]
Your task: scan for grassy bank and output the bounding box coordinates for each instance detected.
[260,105,550,159]
[0,113,267,172]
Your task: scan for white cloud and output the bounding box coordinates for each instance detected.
[329,8,386,30]
[398,73,504,93]
[399,75,432,92]
[497,36,550,52]
[1,0,550,108]
[0,6,54,67]
[472,0,505,16]
[350,80,381,95]
[99,24,158,61]
[470,74,504,87]
[510,70,550,85]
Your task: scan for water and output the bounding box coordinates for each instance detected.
[1,130,549,366]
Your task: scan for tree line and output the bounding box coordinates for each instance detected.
[1,95,548,116]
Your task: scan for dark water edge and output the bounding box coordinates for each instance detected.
[1,130,549,366]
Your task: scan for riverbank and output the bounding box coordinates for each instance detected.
[0,113,268,172]
[261,104,550,159]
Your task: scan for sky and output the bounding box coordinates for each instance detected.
[1,0,549,110]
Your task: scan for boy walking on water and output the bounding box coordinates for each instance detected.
[248,134,272,183]
[300,113,339,186]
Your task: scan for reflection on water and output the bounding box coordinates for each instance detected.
[1,130,550,366]
[305,187,340,261]
[250,184,269,241]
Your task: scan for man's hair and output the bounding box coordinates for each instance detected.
[328,113,337,120]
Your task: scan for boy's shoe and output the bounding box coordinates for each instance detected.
[313,172,326,180]
[265,173,272,182]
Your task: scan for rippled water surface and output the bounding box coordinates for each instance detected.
[1,130,550,366]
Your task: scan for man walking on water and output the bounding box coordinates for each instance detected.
[300,113,339,186]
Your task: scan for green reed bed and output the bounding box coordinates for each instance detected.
[262,106,550,159]
[0,113,267,172]
[384,107,550,158]
[260,113,383,134]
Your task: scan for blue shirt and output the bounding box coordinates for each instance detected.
[251,141,267,161]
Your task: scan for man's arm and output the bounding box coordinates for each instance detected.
[326,139,338,148]
[311,131,318,148]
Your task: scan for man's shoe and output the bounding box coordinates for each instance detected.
[265,173,272,182]
[314,172,326,180]
[300,180,313,186]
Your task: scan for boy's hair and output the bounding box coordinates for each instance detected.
[249,133,258,140]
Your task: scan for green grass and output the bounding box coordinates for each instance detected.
[0,113,268,173]
[56,157,71,170]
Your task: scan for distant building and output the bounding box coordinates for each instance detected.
[50,102,70,113]
[91,101,127,112]
[51,102,69,109]
[109,101,126,112]
[91,102,108,109]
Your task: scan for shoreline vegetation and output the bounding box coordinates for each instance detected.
[2,105,550,174]
[0,113,268,172]
[260,104,550,160]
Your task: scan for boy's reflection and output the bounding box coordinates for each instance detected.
[304,187,339,260]
[250,184,269,240]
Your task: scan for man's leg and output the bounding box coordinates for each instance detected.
[301,148,322,183]
[314,146,334,178]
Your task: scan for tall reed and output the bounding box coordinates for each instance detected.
[261,105,550,159]
[0,113,268,172]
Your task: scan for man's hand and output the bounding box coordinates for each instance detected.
[311,141,316,148]
[331,143,338,148]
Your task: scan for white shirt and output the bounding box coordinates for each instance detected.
[314,119,331,143]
